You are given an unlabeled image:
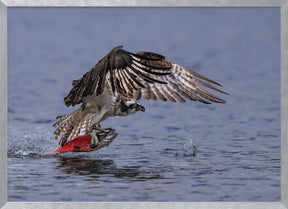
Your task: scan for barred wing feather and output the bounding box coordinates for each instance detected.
[133,63,228,104]
[64,46,227,106]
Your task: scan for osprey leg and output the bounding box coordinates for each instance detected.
[96,129,118,149]
[88,132,99,149]
[88,129,118,150]
[92,123,112,133]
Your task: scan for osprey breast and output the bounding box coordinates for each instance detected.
[82,87,116,113]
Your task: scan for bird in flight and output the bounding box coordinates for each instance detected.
[53,46,228,149]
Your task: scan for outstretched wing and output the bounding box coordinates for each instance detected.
[64,46,227,106]
[64,45,172,106]
[133,63,228,104]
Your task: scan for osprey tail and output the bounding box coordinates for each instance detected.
[53,109,79,146]
[53,108,96,146]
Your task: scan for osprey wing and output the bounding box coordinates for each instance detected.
[132,62,229,104]
[64,46,172,106]
[64,46,228,106]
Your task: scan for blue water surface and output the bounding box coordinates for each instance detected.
[7,7,280,201]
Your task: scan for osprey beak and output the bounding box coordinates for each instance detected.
[140,105,145,112]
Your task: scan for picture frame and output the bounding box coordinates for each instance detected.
[0,0,287,209]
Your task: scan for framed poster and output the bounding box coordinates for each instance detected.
[0,0,287,209]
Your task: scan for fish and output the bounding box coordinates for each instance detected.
[52,129,117,155]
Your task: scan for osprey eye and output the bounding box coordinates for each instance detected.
[133,104,138,108]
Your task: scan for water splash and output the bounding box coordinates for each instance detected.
[183,135,198,157]
[8,126,57,158]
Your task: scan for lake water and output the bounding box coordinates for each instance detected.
[7,7,280,201]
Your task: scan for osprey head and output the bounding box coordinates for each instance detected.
[121,100,145,115]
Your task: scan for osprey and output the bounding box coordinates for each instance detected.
[53,46,228,149]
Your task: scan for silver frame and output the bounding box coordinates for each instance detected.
[0,0,287,209]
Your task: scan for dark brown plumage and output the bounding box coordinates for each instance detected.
[64,45,228,107]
